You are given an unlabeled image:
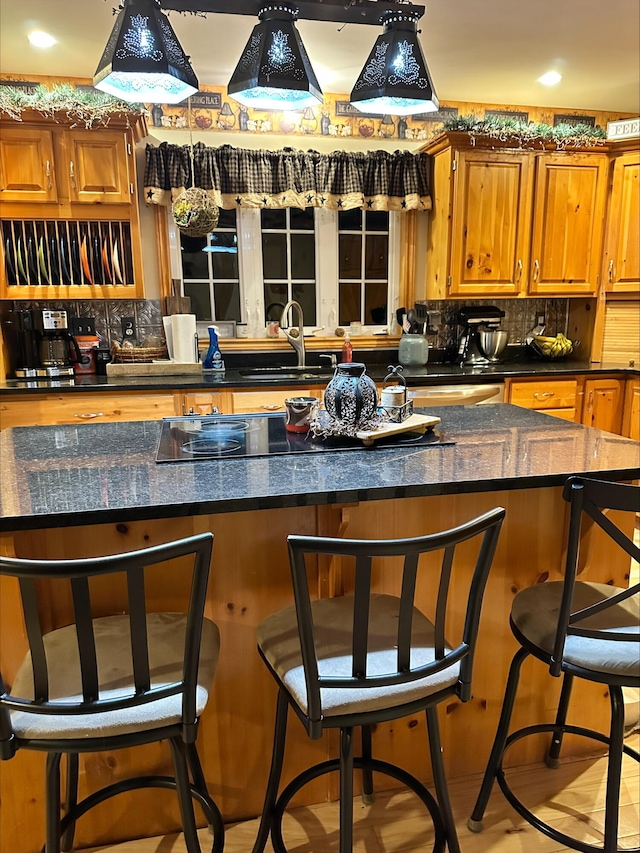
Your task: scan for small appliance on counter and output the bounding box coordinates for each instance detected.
[6,309,89,379]
[455,306,507,366]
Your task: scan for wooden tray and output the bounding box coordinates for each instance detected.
[356,413,441,446]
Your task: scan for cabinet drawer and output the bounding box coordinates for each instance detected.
[509,380,578,411]
[230,389,312,414]
[0,393,180,429]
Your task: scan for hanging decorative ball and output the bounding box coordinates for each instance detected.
[172,187,219,237]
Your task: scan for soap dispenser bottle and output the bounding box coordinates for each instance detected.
[202,325,225,373]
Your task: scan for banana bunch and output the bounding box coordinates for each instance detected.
[532,332,573,359]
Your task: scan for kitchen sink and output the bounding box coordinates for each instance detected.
[239,367,334,381]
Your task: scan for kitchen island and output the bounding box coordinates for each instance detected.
[1,405,638,852]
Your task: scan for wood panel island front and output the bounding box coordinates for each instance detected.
[1,405,638,853]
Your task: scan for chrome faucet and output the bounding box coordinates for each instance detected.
[280,300,306,369]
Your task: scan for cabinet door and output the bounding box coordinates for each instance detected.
[449,150,533,296]
[603,152,639,293]
[182,392,227,416]
[66,131,132,204]
[622,378,640,440]
[0,127,57,203]
[582,378,624,434]
[529,153,608,295]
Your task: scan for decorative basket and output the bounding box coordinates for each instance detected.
[172,187,219,237]
[111,345,168,363]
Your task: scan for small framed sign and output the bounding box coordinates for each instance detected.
[213,320,236,339]
[607,118,640,140]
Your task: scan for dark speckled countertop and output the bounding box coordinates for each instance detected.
[1,405,638,532]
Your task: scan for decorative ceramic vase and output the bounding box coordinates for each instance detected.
[324,362,378,429]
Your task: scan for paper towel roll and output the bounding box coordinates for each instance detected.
[170,314,198,363]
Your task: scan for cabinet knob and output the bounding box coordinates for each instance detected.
[69,161,76,189]
[534,392,554,399]
[532,259,540,283]
[74,412,104,419]
[515,259,523,283]
[608,259,615,283]
[45,160,52,190]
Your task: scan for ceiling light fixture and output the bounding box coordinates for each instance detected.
[350,9,438,116]
[538,70,562,86]
[28,31,57,49]
[228,4,322,111]
[93,0,198,104]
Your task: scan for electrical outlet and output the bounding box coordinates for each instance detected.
[121,317,136,341]
[537,314,545,326]
[71,317,96,336]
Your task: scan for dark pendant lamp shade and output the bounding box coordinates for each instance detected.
[228,3,322,111]
[94,0,199,104]
[350,10,438,116]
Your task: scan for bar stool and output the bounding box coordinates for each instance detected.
[0,533,224,853]
[251,507,505,853]
[468,477,640,853]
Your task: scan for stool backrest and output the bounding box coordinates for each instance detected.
[287,508,505,725]
[0,533,213,755]
[551,477,640,677]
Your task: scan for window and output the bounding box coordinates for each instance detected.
[172,207,400,335]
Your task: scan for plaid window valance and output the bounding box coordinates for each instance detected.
[144,142,431,212]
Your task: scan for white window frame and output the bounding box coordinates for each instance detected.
[170,209,400,337]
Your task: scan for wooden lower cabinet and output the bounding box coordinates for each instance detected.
[507,378,579,421]
[581,377,624,433]
[0,391,181,429]
[622,377,640,440]
[181,391,226,416]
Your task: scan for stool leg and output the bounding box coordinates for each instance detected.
[252,688,289,853]
[61,752,79,853]
[545,673,574,768]
[604,686,625,853]
[468,646,529,832]
[426,706,459,853]
[45,752,63,853]
[186,742,225,851]
[339,727,355,853]
[361,725,375,805]
[170,737,202,853]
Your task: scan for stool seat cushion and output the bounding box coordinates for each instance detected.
[257,593,459,718]
[511,581,639,678]
[9,612,220,740]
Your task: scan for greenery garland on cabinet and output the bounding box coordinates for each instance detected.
[443,113,607,148]
[0,83,143,128]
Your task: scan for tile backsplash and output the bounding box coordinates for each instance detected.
[2,296,567,351]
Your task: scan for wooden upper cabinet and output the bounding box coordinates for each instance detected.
[529,152,608,295]
[448,150,533,296]
[0,127,57,203]
[602,149,639,293]
[65,131,132,204]
[422,133,609,299]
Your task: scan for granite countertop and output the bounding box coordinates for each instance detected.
[2,405,638,532]
[1,358,637,394]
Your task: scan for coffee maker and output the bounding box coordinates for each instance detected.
[9,309,86,379]
[455,306,506,366]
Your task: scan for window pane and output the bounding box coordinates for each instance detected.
[339,234,361,279]
[181,234,208,278]
[217,209,237,229]
[184,282,212,320]
[365,234,388,279]
[264,284,289,321]
[365,282,387,325]
[291,234,315,279]
[338,209,362,231]
[262,232,287,279]
[292,284,316,325]
[213,283,241,321]
[339,282,360,325]
[289,207,315,230]
[365,210,389,231]
[261,209,287,229]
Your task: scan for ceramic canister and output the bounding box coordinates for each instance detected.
[284,397,319,433]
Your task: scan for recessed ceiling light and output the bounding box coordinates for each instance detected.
[28,31,57,49]
[538,70,562,86]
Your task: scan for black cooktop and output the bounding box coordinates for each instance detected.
[155,413,453,463]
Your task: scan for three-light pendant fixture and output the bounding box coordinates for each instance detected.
[93,0,439,116]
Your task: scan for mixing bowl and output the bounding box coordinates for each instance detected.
[478,330,509,361]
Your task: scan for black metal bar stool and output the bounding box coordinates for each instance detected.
[251,507,506,853]
[468,477,640,853]
[0,533,225,853]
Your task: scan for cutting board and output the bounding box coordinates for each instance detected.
[164,279,191,315]
[356,413,441,446]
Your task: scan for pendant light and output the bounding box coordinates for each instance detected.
[350,9,438,116]
[93,0,199,104]
[228,3,322,111]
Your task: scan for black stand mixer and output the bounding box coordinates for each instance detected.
[455,306,506,366]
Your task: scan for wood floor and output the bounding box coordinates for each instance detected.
[86,735,639,853]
